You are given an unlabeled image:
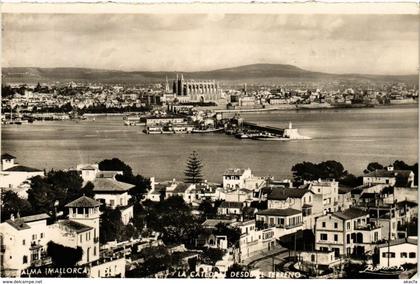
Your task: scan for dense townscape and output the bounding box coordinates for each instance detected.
[1,74,418,124]
[0,150,418,278]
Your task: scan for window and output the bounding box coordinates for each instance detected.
[347,234,350,244]
[409,252,416,258]
[383,252,395,258]
[22,239,26,245]
[32,234,36,240]
[401,252,407,258]
[40,233,44,239]
[334,234,338,242]
[23,255,28,264]
[311,255,315,262]
[320,234,328,241]
[347,222,350,230]
[80,234,83,243]
[334,222,338,229]
[322,222,326,228]
[309,196,312,202]
[77,207,83,214]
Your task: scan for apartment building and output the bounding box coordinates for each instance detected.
[315,207,382,258]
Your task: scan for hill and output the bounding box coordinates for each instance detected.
[2,64,418,85]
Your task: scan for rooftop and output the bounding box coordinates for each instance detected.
[173,183,192,193]
[257,208,302,217]
[58,220,93,233]
[65,195,101,208]
[333,207,368,220]
[201,218,235,228]
[92,177,134,192]
[268,188,310,201]
[377,237,417,249]
[364,169,413,178]
[3,165,42,172]
[219,201,244,209]
[1,153,16,160]
[5,213,49,231]
[223,168,247,176]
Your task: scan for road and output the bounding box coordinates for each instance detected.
[252,250,291,273]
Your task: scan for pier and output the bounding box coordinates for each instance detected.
[242,122,285,136]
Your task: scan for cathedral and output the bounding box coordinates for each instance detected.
[168,74,222,103]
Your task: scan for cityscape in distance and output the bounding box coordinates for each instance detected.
[0,7,418,280]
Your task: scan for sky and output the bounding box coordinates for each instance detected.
[2,13,419,75]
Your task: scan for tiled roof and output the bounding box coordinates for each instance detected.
[81,165,97,171]
[333,207,368,220]
[223,168,246,176]
[65,195,101,208]
[201,218,235,228]
[397,200,418,208]
[257,208,302,217]
[92,177,134,192]
[268,188,310,201]
[1,153,16,160]
[5,213,49,231]
[58,220,93,233]
[173,183,191,193]
[377,238,417,249]
[20,213,50,223]
[6,219,30,230]
[3,165,42,172]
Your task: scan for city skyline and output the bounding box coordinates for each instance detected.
[2,13,418,75]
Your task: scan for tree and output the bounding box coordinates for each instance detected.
[214,223,241,247]
[47,241,83,267]
[81,181,95,198]
[27,176,66,216]
[184,151,204,184]
[363,162,384,174]
[201,247,225,265]
[291,160,348,183]
[98,158,133,177]
[126,245,172,278]
[1,190,33,222]
[100,207,124,244]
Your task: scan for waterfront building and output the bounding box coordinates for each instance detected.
[378,237,417,268]
[314,207,382,258]
[363,166,415,188]
[172,74,221,103]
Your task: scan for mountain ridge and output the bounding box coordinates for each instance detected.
[2,64,418,84]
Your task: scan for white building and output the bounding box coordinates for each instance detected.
[0,196,126,278]
[91,177,134,225]
[315,207,382,258]
[306,179,339,213]
[222,168,252,189]
[363,166,415,188]
[378,237,417,268]
[0,154,44,196]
